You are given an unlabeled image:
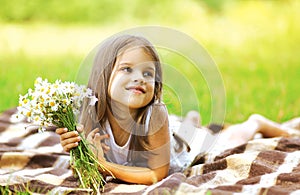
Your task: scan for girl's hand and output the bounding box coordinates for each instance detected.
[86,128,110,160]
[55,127,81,152]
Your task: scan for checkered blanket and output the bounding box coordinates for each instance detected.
[1,108,300,194]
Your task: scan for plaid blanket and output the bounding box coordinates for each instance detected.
[1,108,300,194]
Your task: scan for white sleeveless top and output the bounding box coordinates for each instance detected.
[100,107,193,174]
[104,120,131,165]
[102,108,151,165]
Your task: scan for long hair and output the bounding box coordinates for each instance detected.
[79,34,164,166]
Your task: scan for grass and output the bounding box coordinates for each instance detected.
[0,183,33,195]
[0,0,299,125]
[0,53,81,111]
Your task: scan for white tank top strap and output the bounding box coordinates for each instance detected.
[102,107,153,165]
[104,121,131,165]
[144,106,152,134]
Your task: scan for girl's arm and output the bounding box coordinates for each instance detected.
[99,158,169,185]
[89,104,170,185]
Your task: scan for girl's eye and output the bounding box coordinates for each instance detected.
[143,71,154,77]
[120,67,132,73]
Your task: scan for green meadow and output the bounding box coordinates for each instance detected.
[0,0,299,125]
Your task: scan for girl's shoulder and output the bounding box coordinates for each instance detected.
[148,102,169,134]
[150,102,168,112]
[149,102,168,120]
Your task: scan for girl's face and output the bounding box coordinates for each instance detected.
[108,47,156,109]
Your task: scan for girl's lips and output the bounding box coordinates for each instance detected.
[126,86,146,94]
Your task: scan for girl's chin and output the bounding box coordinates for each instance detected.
[128,103,148,109]
[110,97,152,109]
[127,100,151,109]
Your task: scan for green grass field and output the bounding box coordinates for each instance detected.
[0,0,299,125]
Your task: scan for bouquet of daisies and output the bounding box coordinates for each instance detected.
[16,77,106,192]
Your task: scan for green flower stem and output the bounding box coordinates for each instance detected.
[53,106,106,193]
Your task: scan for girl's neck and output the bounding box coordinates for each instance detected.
[107,100,138,146]
[109,100,139,120]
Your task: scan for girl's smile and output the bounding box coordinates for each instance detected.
[108,47,156,109]
[126,85,146,94]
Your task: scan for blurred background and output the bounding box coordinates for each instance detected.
[0,0,299,125]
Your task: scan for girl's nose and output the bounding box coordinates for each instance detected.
[133,72,145,84]
[133,78,145,84]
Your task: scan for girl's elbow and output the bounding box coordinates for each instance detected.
[156,173,167,183]
[152,166,169,184]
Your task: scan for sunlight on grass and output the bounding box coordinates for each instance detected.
[0,0,299,124]
[0,24,118,56]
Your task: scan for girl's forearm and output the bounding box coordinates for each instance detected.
[99,159,169,185]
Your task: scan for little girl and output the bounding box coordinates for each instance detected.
[57,34,171,184]
[56,34,291,185]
